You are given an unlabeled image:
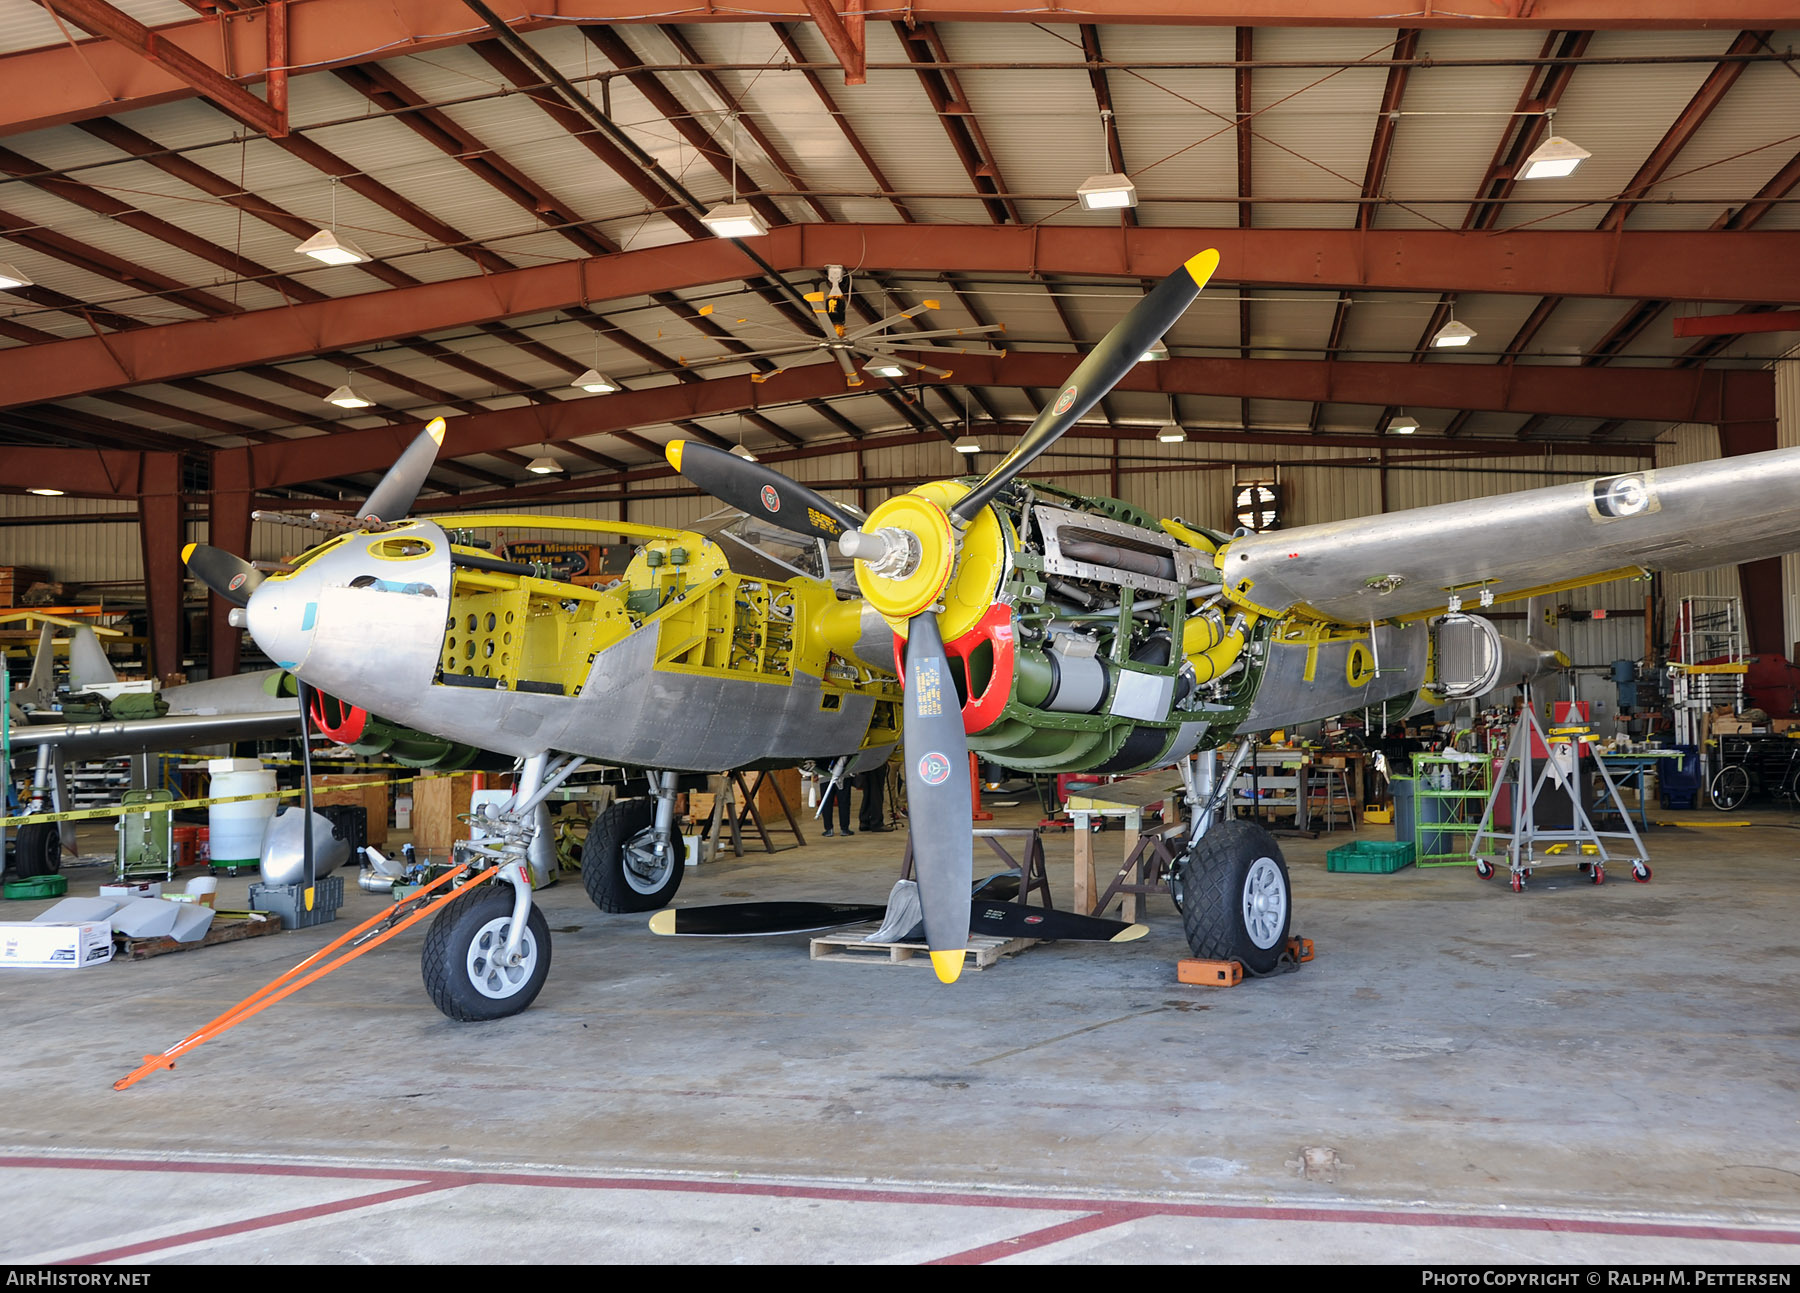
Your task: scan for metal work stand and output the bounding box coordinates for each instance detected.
[1471,695,1651,890]
[901,826,1053,907]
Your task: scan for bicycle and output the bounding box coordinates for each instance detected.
[1708,733,1800,810]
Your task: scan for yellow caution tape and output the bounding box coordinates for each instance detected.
[0,775,414,829]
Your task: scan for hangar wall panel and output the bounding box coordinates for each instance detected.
[0,496,142,586]
[1779,359,1800,658]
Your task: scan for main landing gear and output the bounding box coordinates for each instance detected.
[582,771,686,912]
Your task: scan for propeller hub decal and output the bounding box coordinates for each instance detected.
[760,484,781,513]
[1053,386,1078,415]
[917,751,953,786]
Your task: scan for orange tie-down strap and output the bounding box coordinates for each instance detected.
[114,862,502,1091]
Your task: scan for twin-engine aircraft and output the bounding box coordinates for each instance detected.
[184,247,1800,1021]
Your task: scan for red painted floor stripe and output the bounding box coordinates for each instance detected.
[63,1181,450,1265]
[929,1207,1151,1264]
[12,1155,1800,1253]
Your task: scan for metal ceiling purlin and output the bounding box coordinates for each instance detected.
[1312,26,1419,434]
[1500,27,1769,389]
[1426,29,1591,440]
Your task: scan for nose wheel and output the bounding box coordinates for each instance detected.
[421,884,552,1021]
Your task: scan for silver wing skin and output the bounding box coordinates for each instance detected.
[8,669,300,759]
[1220,445,1800,625]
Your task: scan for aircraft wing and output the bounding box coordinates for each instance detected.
[1218,445,1800,625]
[7,711,300,759]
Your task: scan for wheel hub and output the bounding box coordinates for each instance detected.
[465,915,537,1000]
[1242,856,1287,950]
[623,826,675,894]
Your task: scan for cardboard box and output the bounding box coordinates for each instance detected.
[311,773,389,846]
[0,921,114,969]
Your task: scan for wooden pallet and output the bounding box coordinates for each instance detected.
[808,922,1033,971]
[114,909,283,961]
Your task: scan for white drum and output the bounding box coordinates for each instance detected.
[207,758,277,866]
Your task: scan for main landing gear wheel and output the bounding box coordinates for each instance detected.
[1177,819,1292,976]
[582,797,684,913]
[1709,763,1751,811]
[421,884,552,1022]
[9,822,61,878]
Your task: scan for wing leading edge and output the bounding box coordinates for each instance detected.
[1217,445,1800,625]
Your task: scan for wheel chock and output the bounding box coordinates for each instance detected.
[1286,935,1314,963]
[1178,957,1243,987]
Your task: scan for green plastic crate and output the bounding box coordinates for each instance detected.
[1326,840,1415,874]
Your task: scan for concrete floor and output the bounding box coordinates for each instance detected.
[3,800,1799,1265]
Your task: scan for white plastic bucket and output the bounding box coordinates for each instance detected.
[208,764,277,864]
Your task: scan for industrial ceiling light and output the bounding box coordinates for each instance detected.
[572,368,619,393]
[0,263,33,290]
[1519,128,1591,180]
[297,177,372,265]
[1077,172,1138,211]
[952,435,982,454]
[525,455,562,475]
[324,384,374,409]
[1140,342,1169,363]
[26,487,63,496]
[701,202,768,239]
[1157,422,1187,444]
[294,229,370,266]
[865,359,906,379]
[703,114,768,238]
[1078,108,1138,211]
[1390,411,1419,435]
[1431,318,1477,348]
[728,443,758,461]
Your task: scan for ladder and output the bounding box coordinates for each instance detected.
[1670,595,1746,752]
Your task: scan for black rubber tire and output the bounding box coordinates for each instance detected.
[1709,763,1750,811]
[1176,819,1292,975]
[11,822,62,878]
[582,797,684,913]
[421,884,552,1022]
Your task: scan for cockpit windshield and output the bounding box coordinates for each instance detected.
[695,507,852,584]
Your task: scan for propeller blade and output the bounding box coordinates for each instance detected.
[665,440,863,543]
[358,417,447,528]
[900,610,974,983]
[951,248,1219,524]
[182,543,264,608]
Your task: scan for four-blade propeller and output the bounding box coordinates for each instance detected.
[667,249,1220,982]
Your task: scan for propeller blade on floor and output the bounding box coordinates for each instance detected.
[664,440,863,543]
[649,902,888,937]
[358,417,448,528]
[951,249,1219,524]
[901,610,974,982]
[182,543,264,608]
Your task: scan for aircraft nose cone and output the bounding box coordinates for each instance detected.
[243,580,317,673]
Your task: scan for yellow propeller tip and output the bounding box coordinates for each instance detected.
[1112,924,1150,943]
[930,950,966,984]
[647,910,676,936]
[180,542,196,565]
[425,416,447,445]
[665,440,685,471]
[1184,248,1221,288]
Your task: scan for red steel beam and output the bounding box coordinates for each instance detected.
[240,353,1767,491]
[38,0,285,136]
[1672,310,1800,337]
[3,223,1794,410]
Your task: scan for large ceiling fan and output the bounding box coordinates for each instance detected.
[678,266,1007,387]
